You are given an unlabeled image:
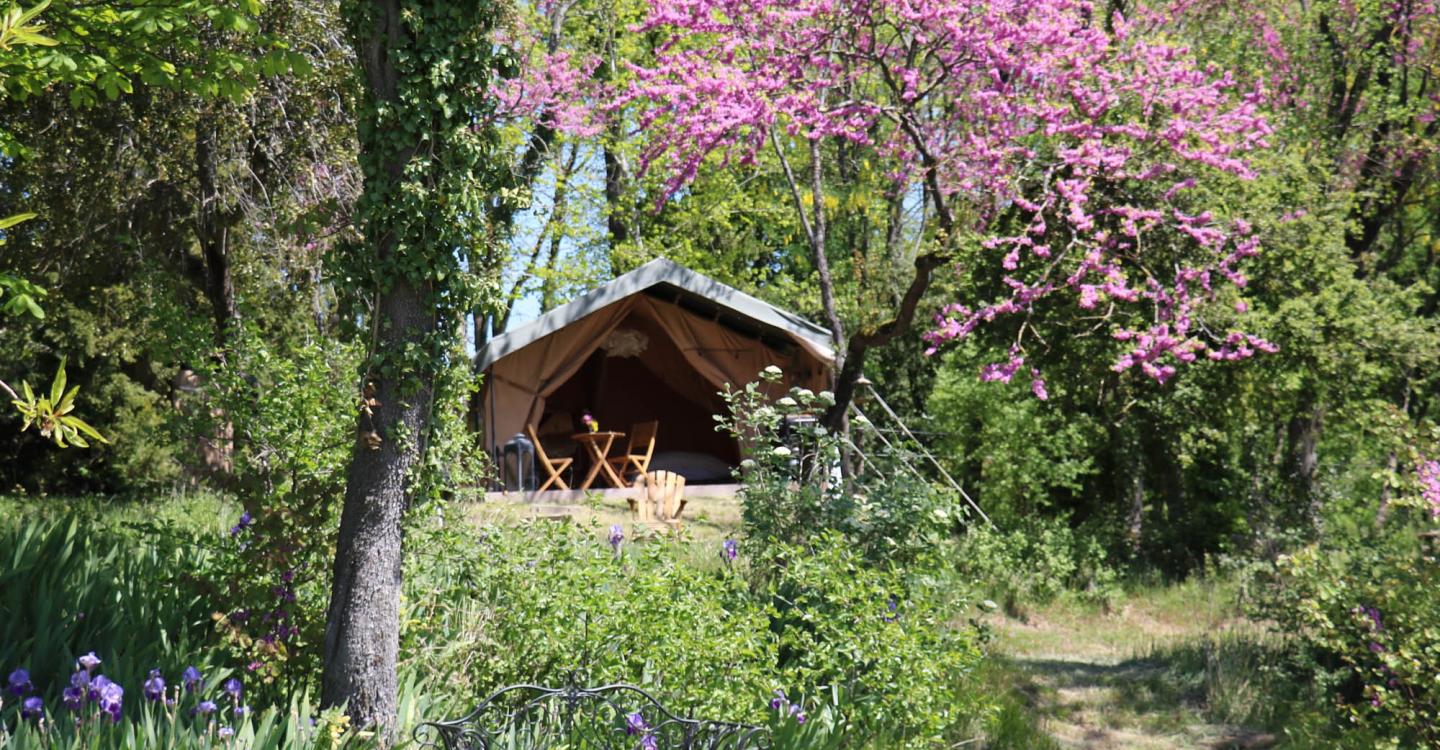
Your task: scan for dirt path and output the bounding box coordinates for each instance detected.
[984,588,1280,750]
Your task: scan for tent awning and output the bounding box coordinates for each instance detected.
[476,258,835,371]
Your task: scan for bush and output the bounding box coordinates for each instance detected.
[399,508,991,748]
[955,517,1120,611]
[1254,529,1440,747]
[716,368,963,569]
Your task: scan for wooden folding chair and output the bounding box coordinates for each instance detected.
[606,420,658,483]
[526,423,572,491]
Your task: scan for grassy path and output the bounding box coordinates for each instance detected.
[982,582,1281,750]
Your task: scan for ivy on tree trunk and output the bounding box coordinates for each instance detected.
[323,0,512,733]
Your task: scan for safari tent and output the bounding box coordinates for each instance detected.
[476,258,835,485]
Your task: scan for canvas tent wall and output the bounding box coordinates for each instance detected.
[477,259,835,471]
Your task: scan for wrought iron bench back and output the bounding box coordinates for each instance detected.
[414,682,772,750]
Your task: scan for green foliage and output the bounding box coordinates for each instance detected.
[716,368,961,569]
[180,326,362,698]
[0,0,294,106]
[1254,528,1440,747]
[0,213,44,320]
[9,359,107,448]
[0,514,218,700]
[955,518,1120,611]
[0,694,380,750]
[763,534,987,747]
[926,348,1100,523]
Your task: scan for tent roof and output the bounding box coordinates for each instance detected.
[477,258,835,371]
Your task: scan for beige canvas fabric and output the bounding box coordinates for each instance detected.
[482,294,832,453]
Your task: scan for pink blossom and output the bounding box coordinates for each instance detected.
[1419,458,1440,519]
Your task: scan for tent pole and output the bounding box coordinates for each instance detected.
[852,389,993,528]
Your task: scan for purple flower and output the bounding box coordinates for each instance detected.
[70,670,90,690]
[280,569,295,584]
[143,670,166,702]
[62,686,84,710]
[78,652,101,673]
[88,674,113,703]
[223,677,242,700]
[1364,606,1383,632]
[193,700,218,716]
[96,678,123,723]
[182,666,203,692]
[609,524,624,550]
[641,735,659,750]
[884,597,899,622]
[20,696,43,720]
[625,711,650,735]
[722,539,739,561]
[229,511,254,536]
[234,705,249,718]
[218,727,235,739]
[788,704,807,724]
[769,690,786,711]
[1368,641,1385,654]
[7,668,33,695]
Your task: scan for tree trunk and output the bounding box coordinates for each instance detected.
[194,113,239,352]
[321,280,431,732]
[1285,401,1324,531]
[321,0,430,733]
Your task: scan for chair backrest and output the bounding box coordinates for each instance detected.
[644,470,686,520]
[628,420,659,459]
[525,423,556,466]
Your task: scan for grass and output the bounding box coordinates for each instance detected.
[977,576,1358,750]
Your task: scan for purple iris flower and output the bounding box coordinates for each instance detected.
[7,668,33,695]
[234,705,249,718]
[1369,641,1385,654]
[609,524,624,551]
[230,511,254,536]
[770,690,786,711]
[97,679,123,723]
[625,711,650,735]
[20,696,43,720]
[218,727,235,739]
[788,704,807,724]
[1365,606,1383,632]
[884,597,899,622]
[192,700,218,716]
[70,670,90,690]
[223,677,243,700]
[78,652,101,673]
[143,670,166,702]
[88,674,113,703]
[722,539,739,561]
[62,686,84,710]
[641,735,659,750]
[182,666,203,692]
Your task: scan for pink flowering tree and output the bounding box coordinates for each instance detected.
[620,0,1275,423]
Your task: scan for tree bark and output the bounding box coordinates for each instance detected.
[194,113,240,352]
[321,0,429,733]
[321,280,430,732]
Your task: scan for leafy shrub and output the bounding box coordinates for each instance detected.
[400,509,991,748]
[955,517,1120,611]
[762,534,987,747]
[1255,530,1439,747]
[716,368,962,568]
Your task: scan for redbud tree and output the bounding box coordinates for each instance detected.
[610,0,1276,420]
